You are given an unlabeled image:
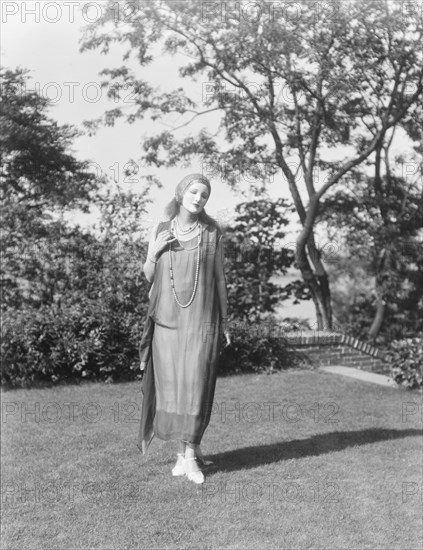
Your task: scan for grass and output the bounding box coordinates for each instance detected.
[1,369,422,550]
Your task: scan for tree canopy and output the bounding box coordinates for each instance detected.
[1,67,103,308]
[80,0,423,330]
[1,67,100,214]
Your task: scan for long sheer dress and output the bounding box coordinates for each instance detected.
[137,219,224,453]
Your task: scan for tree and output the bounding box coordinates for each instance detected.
[80,0,423,329]
[0,67,100,214]
[0,67,106,309]
[320,155,423,342]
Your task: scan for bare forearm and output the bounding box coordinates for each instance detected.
[143,254,158,283]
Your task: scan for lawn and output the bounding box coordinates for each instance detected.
[1,370,422,550]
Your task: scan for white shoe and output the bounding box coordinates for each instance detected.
[172,454,185,477]
[184,457,204,484]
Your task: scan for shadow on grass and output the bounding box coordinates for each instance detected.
[207,428,423,474]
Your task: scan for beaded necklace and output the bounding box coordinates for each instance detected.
[169,220,202,308]
[171,218,204,250]
[176,215,198,234]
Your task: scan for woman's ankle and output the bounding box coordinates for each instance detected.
[177,440,186,455]
[184,444,195,460]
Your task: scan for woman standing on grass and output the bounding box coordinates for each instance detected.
[137,173,230,484]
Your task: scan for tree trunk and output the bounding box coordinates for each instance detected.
[368,293,385,342]
[296,235,333,330]
[272,136,333,330]
[306,234,333,330]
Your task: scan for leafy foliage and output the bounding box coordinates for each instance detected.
[1,296,147,387]
[385,337,423,389]
[1,67,104,311]
[221,197,305,322]
[219,327,308,376]
[1,202,151,387]
[0,67,100,211]
[321,169,423,343]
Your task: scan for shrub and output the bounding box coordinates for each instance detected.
[385,336,423,389]
[1,302,145,388]
[218,320,310,375]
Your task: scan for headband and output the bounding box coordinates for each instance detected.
[175,173,211,203]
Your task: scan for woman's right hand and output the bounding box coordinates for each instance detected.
[150,229,177,258]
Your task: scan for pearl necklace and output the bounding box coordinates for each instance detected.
[176,215,198,234]
[169,222,202,308]
[171,219,204,250]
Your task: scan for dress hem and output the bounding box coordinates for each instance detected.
[154,429,203,445]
